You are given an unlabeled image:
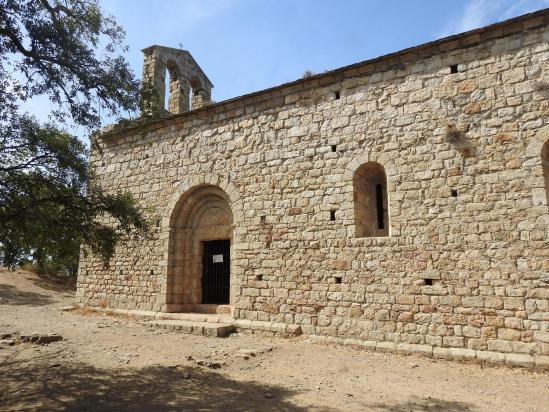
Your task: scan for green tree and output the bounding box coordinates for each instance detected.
[0,0,150,273]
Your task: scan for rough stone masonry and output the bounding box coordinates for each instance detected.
[78,10,549,367]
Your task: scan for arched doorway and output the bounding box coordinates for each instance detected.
[165,184,234,312]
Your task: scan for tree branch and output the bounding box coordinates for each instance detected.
[0,154,55,172]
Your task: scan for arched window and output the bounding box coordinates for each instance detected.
[190,76,206,110]
[164,60,176,110]
[543,139,549,206]
[166,60,189,113]
[353,162,389,237]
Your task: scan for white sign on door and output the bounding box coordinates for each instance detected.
[213,254,224,263]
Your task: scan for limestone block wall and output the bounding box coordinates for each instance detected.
[78,15,549,363]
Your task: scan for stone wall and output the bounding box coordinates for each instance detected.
[78,12,549,366]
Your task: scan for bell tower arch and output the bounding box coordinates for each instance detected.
[141,45,213,115]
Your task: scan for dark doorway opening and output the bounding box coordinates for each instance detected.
[202,239,230,304]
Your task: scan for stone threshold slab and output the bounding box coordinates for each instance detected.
[74,305,234,324]
[144,320,235,337]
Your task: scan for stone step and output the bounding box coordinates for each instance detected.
[191,304,232,315]
[163,304,232,315]
[155,312,234,324]
[144,319,235,337]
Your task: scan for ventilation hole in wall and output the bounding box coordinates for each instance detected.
[451,189,458,197]
[260,215,266,223]
[334,276,342,284]
[119,270,123,276]
[256,274,263,281]
[150,270,154,276]
[331,145,337,152]
[330,210,336,221]
[334,90,341,100]
[450,64,459,74]
[424,278,433,286]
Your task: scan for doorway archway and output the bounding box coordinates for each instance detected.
[165,184,234,312]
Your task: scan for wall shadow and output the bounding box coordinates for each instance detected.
[0,284,56,306]
[0,353,336,412]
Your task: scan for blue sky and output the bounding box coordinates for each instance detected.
[22,0,549,133]
[102,0,549,104]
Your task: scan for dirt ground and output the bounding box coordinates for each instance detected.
[1,268,548,412]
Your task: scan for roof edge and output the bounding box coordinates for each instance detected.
[104,8,549,139]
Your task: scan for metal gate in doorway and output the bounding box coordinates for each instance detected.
[201,239,230,304]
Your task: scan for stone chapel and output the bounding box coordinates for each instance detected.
[77,10,549,367]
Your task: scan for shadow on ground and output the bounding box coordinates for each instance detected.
[0,284,56,306]
[31,273,76,294]
[0,352,334,412]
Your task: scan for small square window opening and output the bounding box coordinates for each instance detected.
[450,64,458,74]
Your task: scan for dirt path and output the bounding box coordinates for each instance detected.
[1,268,548,411]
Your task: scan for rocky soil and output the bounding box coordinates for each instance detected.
[1,268,548,411]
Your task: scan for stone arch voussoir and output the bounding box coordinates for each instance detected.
[344,153,397,189]
[525,125,549,158]
[162,174,241,230]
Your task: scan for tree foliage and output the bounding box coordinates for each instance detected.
[0,0,150,273]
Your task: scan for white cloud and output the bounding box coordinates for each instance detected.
[439,0,549,37]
